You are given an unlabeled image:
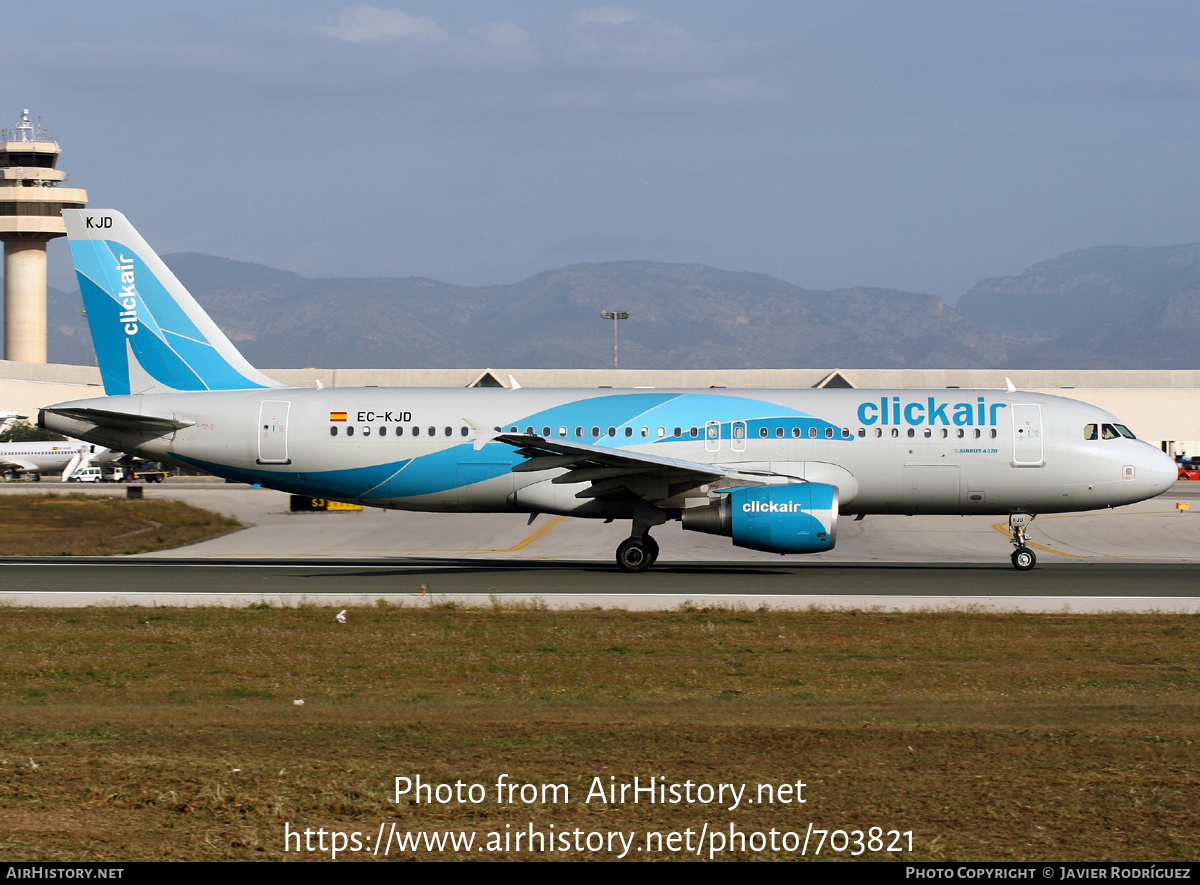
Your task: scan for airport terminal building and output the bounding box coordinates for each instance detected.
[4,361,1199,458]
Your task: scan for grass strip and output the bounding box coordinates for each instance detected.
[0,493,241,555]
[0,606,1197,861]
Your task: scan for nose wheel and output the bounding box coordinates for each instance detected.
[1011,547,1036,571]
[616,535,660,572]
[1007,513,1036,571]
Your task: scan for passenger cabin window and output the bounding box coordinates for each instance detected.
[858,428,866,438]
[808,427,817,439]
[826,428,835,439]
[592,426,600,437]
[776,427,784,439]
[330,427,338,437]
[379,427,387,437]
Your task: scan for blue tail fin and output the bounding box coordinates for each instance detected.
[63,209,284,395]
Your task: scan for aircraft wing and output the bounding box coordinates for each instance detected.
[497,432,725,480]
[0,458,40,473]
[491,432,730,507]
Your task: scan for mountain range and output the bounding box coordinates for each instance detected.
[35,242,1200,370]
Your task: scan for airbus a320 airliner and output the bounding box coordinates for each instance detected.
[40,210,1177,571]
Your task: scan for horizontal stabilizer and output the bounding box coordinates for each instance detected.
[41,406,195,435]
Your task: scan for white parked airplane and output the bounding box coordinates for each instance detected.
[40,210,1177,570]
[0,439,117,481]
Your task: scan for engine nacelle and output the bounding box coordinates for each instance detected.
[681,483,838,554]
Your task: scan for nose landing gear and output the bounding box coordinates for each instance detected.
[1008,513,1036,571]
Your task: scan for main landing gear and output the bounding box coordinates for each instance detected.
[1007,513,1036,571]
[616,535,659,572]
[615,503,667,572]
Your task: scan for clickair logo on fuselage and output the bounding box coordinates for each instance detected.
[115,254,140,336]
[857,396,1008,426]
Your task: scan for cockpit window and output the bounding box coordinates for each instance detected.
[1084,424,1097,440]
[1101,423,1120,440]
[1114,424,1136,439]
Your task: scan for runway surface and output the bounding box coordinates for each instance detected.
[3,480,1198,610]
[3,556,1199,612]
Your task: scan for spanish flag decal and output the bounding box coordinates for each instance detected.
[330,411,348,422]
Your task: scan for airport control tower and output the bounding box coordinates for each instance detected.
[0,110,87,363]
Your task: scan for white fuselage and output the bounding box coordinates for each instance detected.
[41,386,1177,517]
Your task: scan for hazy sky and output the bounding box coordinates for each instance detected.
[4,1,1198,301]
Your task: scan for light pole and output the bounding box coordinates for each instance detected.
[600,310,629,369]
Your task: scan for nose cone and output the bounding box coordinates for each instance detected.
[1145,446,1179,497]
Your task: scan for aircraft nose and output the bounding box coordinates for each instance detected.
[1145,446,1178,495]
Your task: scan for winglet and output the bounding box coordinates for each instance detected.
[1005,377,1017,392]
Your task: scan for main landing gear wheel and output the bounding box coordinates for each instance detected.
[1011,547,1036,571]
[616,537,656,573]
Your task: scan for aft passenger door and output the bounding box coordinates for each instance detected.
[257,400,291,464]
